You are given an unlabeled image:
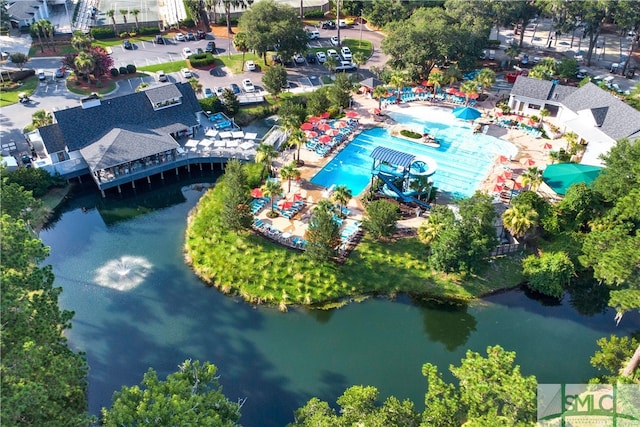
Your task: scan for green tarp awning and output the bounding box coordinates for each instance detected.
[542,163,602,195]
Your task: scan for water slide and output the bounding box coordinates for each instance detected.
[377,173,431,210]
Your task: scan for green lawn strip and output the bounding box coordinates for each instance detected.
[342,38,373,59]
[64,74,153,95]
[138,60,188,73]
[218,53,262,74]
[0,76,39,107]
[93,37,157,48]
[29,45,77,57]
[186,183,525,308]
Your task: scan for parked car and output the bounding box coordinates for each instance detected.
[246,60,256,71]
[155,34,165,44]
[157,70,167,82]
[181,68,192,78]
[521,54,529,65]
[335,60,356,72]
[21,155,32,167]
[54,67,66,78]
[123,39,133,50]
[330,36,340,46]
[340,46,352,60]
[488,50,496,60]
[175,33,186,42]
[316,51,327,63]
[293,53,305,64]
[306,52,317,64]
[186,32,196,41]
[338,19,347,28]
[205,41,216,53]
[214,86,224,97]
[272,54,282,64]
[230,83,241,94]
[197,30,207,39]
[37,69,46,80]
[242,78,255,92]
[196,47,204,54]
[182,47,193,58]
[204,87,214,98]
[326,49,339,59]
[321,20,336,30]
[307,29,320,40]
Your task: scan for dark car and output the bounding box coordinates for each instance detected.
[272,54,282,64]
[230,83,241,94]
[196,47,204,54]
[321,20,336,29]
[306,52,316,64]
[155,34,165,44]
[197,30,207,39]
[21,155,32,167]
[55,67,66,78]
[123,40,133,50]
[186,32,196,41]
[205,41,216,53]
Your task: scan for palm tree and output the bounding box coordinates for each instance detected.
[233,32,249,67]
[188,77,202,95]
[315,198,335,214]
[222,0,251,35]
[502,204,539,239]
[332,185,352,217]
[352,51,366,71]
[130,9,140,30]
[106,10,117,34]
[460,80,478,106]
[521,166,543,191]
[255,143,278,178]
[279,160,300,193]
[119,9,128,24]
[261,179,282,216]
[444,65,462,87]
[474,68,495,96]
[31,21,45,53]
[427,70,445,100]
[287,129,305,165]
[31,109,53,128]
[389,70,406,99]
[372,85,388,109]
[539,108,550,128]
[324,55,338,76]
[71,30,92,51]
[39,20,55,52]
[505,43,520,69]
[74,51,95,80]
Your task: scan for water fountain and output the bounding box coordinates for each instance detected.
[94,256,152,291]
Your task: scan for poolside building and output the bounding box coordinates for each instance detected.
[28,83,257,196]
[508,76,640,167]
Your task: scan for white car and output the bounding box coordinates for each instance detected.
[182,47,193,59]
[242,78,255,92]
[316,51,327,63]
[157,70,167,82]
[175,33,186,42]
[326,49,339,59]
[338,19,347,28]
[293,53,305,64]
[181,68,193,78]
[307,29,320,40]
[246,60,256,71]
[214,86,224,97]
[330,36,340,46]
[340,46,352,60]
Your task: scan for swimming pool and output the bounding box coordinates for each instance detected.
[310,106,518,199]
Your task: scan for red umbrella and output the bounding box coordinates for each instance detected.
[498,155,509,163]
[521,158,536,166]
[317,123,331,131]
[278,200,293,210]
[493,184,503,192]
[308,116,322,123]
[446,87,458,94]
[320,112,330,119]
[300,122,314,130]
[513,181,523,190]
[413,87,425,93]
[251,188,263,198]
[345,111,358,118]
[333,121,348,128]
[325,128,340,136]
[373,108,381,115]
[543,142,553,150]
[304,130,318,138]
[496,174,506,183]
[467,93,479,99]
[503,170,513,179]
[318,135,332,143]
[421,80,430,86]
[293,193,303,202]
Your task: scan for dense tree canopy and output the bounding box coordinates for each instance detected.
[220,159,252,232]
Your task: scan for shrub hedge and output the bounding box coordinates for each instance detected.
[90,27,115,39]
[119,66,128,75]
[217,17,238,26]
[11,69,36,82]
[400,129,422,139]
[304,9,325,18]
[189,53,216,67]
[126,64,136,73]
[110,68,119,77]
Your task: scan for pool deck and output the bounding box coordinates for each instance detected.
[268,89,561,235]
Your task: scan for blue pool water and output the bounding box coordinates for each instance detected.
[310,106,518,199]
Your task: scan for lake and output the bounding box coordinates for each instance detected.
[40,179,640,426]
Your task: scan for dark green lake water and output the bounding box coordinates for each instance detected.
[40,180,639,426]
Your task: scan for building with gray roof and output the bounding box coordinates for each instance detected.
[509,76,640,167]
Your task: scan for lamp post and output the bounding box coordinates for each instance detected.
[359,8,363,48]
[336,0,340,46]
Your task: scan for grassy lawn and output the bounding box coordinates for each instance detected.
[29,44,76,57]
[343,38,373,60]
[93,37,157,48]
[0,76,39,107]
[185,181,525,310]
[64,73,150,95]
[138,60,188,73]
[217,53,262,74]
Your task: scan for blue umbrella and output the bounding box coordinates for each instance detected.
[452,106,482,121]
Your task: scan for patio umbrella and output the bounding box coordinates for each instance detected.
[278,200,293,210]
[293,193,303,202]
[325,129,340,136]
[373,108,381,115]
[543,142,553,150]
[452,106,482,121]
[498,155,509,163]
[304,130,318,139]
[317,123,331,131]
[251,188,263,198]
[496,174,506,183]
[413,87,425,93]
[493,184,503,192]
[421,80,433,87]
[446,87,458,94]
[320,112,330,119]
[333,121,348,128]
[467,93,479,99]
[521,158,536,166]
[300,122,314,130]
[512,181,523,190]
[503,170,513,179]
[308,116,322,123]
[542,163,602,195]
[318,135,332,143]
[345,111,359,118]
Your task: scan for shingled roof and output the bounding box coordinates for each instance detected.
[79,126,179,171]
[511,76,577,102]
[38,124,66,154]
[562,83,640,141]
[52,83,202,152]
